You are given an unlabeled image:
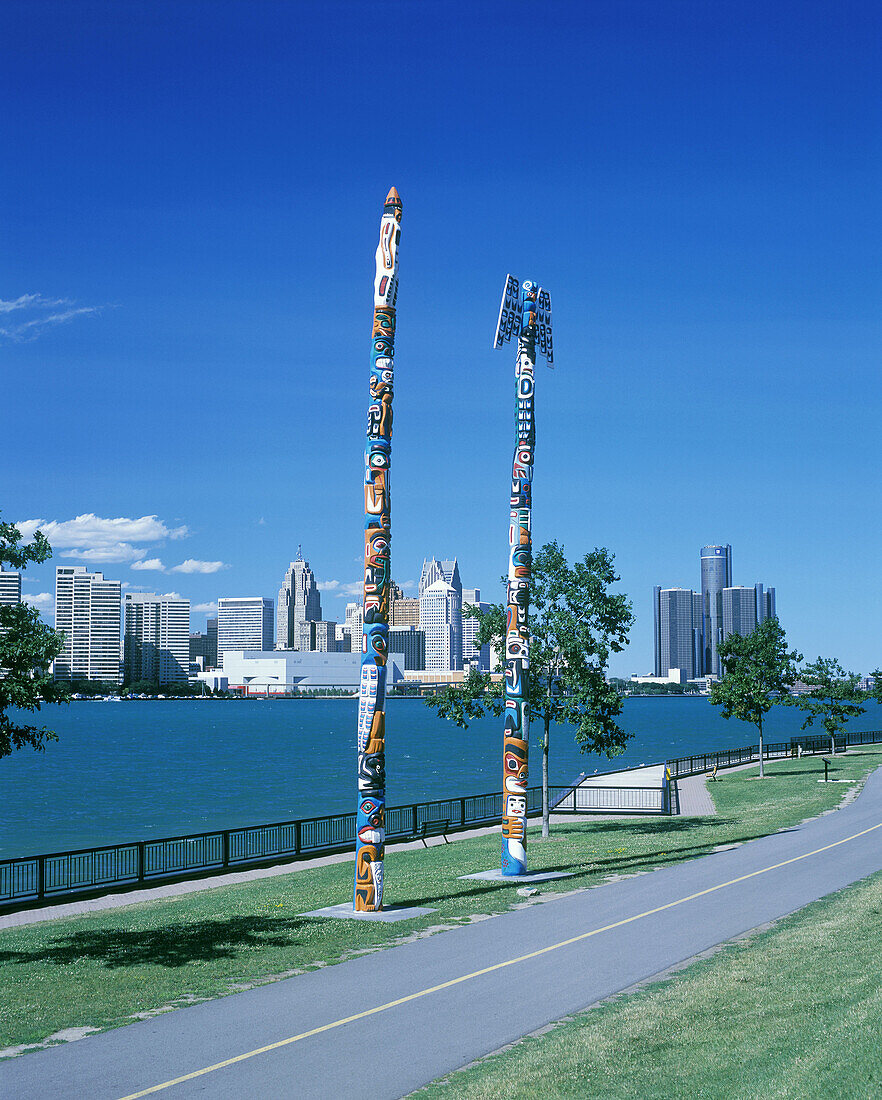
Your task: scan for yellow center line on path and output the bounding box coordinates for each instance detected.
[118,820,882,1099]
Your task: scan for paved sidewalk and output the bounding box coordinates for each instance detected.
[0,777,720,931]
[2,765,878,1099]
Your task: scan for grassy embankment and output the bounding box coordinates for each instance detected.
[1,748,879,1058]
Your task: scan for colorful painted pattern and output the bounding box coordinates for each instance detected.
[493,275,552,875]
[354,187,402,911]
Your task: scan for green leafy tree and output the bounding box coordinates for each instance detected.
[783,656,866,755]
[0,515,67,758]
[427,542,633,837]
[710,618,801,778]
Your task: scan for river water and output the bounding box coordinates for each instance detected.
[2,697,880,857]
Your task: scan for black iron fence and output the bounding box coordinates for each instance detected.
[0,787,541,908]
[3,730,879,910]
[665,730,882,779]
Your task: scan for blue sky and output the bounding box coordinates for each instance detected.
[3,0,880,677]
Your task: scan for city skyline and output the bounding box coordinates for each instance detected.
[6,2,880,679]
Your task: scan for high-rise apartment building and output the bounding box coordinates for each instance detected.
[276,550,322,649]
[462,587,490,671]
[700,545,733,678]
[54,566,122,683]
[653,587,703,680]
[124,593,190,684]
[217,597,274,667]
[0,568,21,606]
[420,579,462,671]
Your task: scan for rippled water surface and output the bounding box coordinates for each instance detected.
[2,697,879,856]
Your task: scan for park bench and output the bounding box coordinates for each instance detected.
[707,763,718,781]
[409,819,450,846]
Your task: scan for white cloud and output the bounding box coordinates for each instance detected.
[320,580,364,598]
[156,591,184,601]
[131,558,166,572]
[15,514,189,567]
[193,601,218,615]
[23,592,53,610]
[170,559,227,574]
[0,294,102,341]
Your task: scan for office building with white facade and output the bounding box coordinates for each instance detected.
[298,619,337,652]
[462,587,490,671]
[54,566,122,683]
[221,649,405,693]
[0,568,21,606]
[420,578,462,671]
[217,597,274,667]
[276,550,322,649]
[124,593,190,684]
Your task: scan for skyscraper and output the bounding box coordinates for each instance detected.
[721,587,758,642]
[0,568,21,606]
[653,587,703,680]
[418,557,462,599]
[276,549,322,649]
[420,579,462,671]
[124,593,190,684]
[54,566,122,683]
[462,587,490,671]
[217,597,274,667]
[700,544,732,678]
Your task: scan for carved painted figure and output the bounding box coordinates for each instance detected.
[353,188,402,912]
[493,275,553,875]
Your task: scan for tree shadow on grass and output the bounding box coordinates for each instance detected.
[0,915,312,969]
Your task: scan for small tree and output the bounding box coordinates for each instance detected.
[427,542,633,837]
[783,656,866,755]
[0,514,68,758]
[710,618,800,778]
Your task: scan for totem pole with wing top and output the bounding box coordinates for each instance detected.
[493,276,553,875]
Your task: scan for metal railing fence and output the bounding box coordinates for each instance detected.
[3,730,879,910]
[0,786,544,908]
[665,730,882,779]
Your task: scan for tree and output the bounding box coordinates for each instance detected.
[0,514,67,758]
[783,656,866,755]
[709,618,800,778]
[426,542,633,838]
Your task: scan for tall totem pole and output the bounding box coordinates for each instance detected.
[354,187,402,912]
[493,276,553,876]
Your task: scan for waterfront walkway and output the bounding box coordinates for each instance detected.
[3,766,882,1098]
[0,773,714,931]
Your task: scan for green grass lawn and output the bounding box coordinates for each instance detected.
[415,869,882,1100]
[1,748,879,1058]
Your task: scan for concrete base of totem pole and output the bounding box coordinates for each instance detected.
[459,869,575,883]
[301,902,437,922]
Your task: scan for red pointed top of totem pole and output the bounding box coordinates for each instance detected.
[385,186,402,207]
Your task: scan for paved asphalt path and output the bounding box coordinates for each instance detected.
[3,767,882,1099]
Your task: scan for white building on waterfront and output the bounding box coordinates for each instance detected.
[54,566,122,683]
[217,597,274,667]
[124,592,190,684]
[221,649,405,693]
